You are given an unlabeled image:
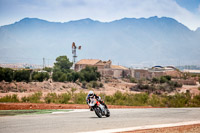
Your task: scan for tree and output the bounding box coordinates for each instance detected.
[0,67,14,82]
[14,70,31,82]
[53,56,73,73]
[52,56,73,82]
[43,67,53,72]
[79,66,101,82]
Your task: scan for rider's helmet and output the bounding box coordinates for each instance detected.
[88,91,94,97]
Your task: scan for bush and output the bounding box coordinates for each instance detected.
[99,83,104,87]
[32,72,49,82]
[79,66,101,82]
[60,93,71,104]
[0,94,19,103]
[164,93,191,107]
[190,95,200,107]
[130,77,137,83]
[148,94,165,107]
[0,67,14,82]
[14,70,31,82]
[160,76,168,83]
[67,72,79,82]
[52,71,67,82]
[44,93,71,104]
[44,93,58,103]
[105,91,149,106]
[81,81,87,88]
[21,92,42,103]
[152,77,159,83]
[74,91,87,104]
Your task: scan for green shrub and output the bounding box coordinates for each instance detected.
[79,66,101,82]
[52,71,67,82]
[0,94,19,103]
[163,75,171,81]
[105,91,149,106]
[0,67,14,82]
[91,81,98,88]
[164,93,191,107]
[32,72,49,82]
[59,93,71,104]
[148,94,165,107]
[81,81,87,88]
[190,95,200,107]
[160,76,168,83]
[44,93,58,103]
[152,77,159,83]
[44,93,71,104]
[21,92,42,103]
[130,77,137,83]
[99,83,104,87]
[14,70,31,82]
[74,91,87,104]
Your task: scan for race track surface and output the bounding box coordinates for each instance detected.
[0,108,200,133]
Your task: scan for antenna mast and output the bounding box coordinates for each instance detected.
[72,42,81,69]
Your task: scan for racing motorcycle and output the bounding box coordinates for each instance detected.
[88,97,110,118]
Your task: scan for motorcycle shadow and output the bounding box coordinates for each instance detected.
[90,117,107,119]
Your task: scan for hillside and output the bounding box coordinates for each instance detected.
[0,16,200,66]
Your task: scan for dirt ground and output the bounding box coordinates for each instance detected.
[123,124,200,133]
[0,80,199,99]
[0,103,154,110]
[0,80,139,99]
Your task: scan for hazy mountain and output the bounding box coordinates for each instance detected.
[0,16,200,67]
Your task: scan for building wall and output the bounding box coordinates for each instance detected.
[130,68,182,80]
[98,69,130,78]
[75,60,111,72]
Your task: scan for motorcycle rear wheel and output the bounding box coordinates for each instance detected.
[94,107,102,118]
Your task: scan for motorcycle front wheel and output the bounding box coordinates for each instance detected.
[105,109,110,117]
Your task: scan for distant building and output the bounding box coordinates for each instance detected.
[75,59,111,72]
[74,59,130,78]
[99,65,130,78]
[182,69,200,74]
[130,66,181,79]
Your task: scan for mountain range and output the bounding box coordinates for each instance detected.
[0,16,200,67]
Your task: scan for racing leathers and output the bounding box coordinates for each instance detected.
[86,94,107,110]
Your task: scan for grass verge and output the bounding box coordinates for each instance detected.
[0,109,71,116]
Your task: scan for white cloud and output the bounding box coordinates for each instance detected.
[0,0,200,30]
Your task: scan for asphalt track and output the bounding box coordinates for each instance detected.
[0,108,200,133]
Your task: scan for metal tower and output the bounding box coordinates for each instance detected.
[72,42,81,69]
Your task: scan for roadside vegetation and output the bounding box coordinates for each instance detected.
[129,75,183,94]
[0,67,49,82]
[1,91,200,107]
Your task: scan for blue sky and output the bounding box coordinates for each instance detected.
[0,0,200,30]
[175,0,200,13]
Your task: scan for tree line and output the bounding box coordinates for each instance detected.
[0,55,101,83]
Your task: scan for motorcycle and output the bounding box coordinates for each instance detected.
[88,97,110,118]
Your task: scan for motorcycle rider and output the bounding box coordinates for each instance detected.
[86,90,107,111]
